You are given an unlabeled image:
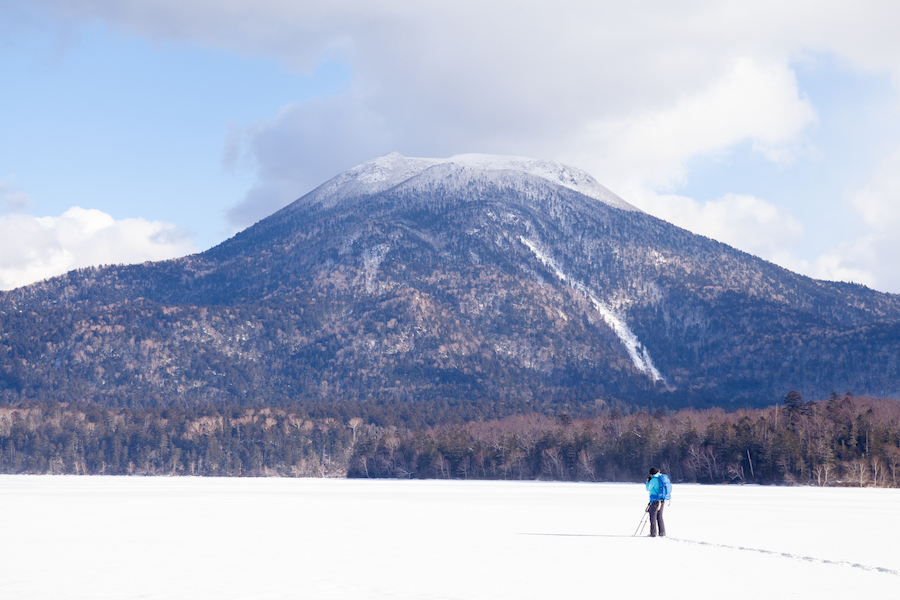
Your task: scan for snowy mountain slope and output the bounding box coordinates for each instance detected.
[520,236,666,384]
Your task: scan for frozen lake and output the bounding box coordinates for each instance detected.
[1,476,897,599]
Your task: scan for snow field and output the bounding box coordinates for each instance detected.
[0,476,896,599]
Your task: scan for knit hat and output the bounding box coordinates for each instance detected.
[649,467,659,475]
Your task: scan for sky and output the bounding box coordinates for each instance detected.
[2,1,900,293]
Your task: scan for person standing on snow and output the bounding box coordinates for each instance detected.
[645,467,666,537]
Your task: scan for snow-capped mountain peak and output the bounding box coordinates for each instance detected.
[302,152,638,212]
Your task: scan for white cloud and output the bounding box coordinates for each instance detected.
[804,150,900,291]
[0,207,196,290]
[851,149,900,232]
[569,58,817,195]
[639,191,806,267]
[808,237,883,289]
[225,94,393,230]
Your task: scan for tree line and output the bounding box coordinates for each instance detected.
[0,403,353,477]
[1,392,899,486]
[347,392,900,486]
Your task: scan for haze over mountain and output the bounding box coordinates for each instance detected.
[2,153,899,414]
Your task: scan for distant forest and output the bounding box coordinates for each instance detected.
[1,392,898,487]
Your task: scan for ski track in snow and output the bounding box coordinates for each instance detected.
[523,532,900,576]
[520,237,665,383]
[668,537,899,575]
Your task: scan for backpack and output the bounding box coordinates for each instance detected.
[656,473,672,501]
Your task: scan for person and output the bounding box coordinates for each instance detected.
[645,467,666,537]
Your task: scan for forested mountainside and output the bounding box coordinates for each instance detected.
[2,153,900,412]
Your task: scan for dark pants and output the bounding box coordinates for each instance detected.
[649,501,666,537]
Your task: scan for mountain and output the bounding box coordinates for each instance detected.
[2,152,900,414]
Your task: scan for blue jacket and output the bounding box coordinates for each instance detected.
[646,473,661,501]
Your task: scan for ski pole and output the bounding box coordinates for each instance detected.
[633,503,650,536]
[631,505,649,537]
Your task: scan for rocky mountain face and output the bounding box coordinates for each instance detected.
[2,153,900,413]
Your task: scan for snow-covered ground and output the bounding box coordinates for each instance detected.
[1,476,896,599]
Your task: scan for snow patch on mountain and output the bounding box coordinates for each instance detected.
[361,244,390,294]
[301,152,637,212]
[521,237,666,384]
